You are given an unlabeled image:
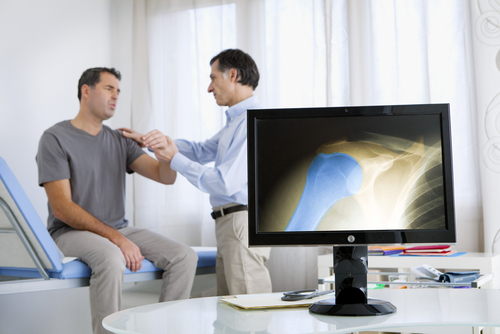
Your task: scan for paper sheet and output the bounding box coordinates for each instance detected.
[220,292,335,309]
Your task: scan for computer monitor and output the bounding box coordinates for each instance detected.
[247,104,456,316]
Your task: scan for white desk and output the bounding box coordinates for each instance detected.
[103,289,500,334]
[318,252,500,288]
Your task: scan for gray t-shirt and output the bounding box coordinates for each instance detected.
[36,120,146,240]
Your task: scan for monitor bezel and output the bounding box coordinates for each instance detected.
[247,104,456,247]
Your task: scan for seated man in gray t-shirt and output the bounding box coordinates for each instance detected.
[36,67,198,334]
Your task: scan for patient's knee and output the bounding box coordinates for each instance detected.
[184,247,199,268]
[92,248,126,277]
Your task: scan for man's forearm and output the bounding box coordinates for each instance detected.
[43,179,144,271]
[53,199,123,244]
[175,138,218,164]
[53,199,145,271]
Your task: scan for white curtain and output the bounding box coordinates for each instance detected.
[470,0,500,255]
[131,0,482,291]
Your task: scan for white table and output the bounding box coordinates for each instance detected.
[103,289,500,334]
[318,252,500,288]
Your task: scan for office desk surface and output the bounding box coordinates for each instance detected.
[318,252,500,289]
[103,289,500,334]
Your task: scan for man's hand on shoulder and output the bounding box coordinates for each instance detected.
[119,127,146,147]
[128,129,178,185]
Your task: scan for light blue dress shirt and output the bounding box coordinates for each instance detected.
[170,96,262,207]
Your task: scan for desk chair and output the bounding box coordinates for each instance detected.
[0,156,215,295]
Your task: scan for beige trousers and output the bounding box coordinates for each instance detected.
[55,226,198,334]
[214,203,272,295]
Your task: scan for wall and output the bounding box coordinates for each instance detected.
[470,0,500,254]
[0,0,134,229]
[0,1,133,332]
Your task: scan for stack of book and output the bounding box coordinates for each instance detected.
[367,246,405,256]
[401,245,456,256]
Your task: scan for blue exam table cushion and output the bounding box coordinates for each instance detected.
[0,248,216,279]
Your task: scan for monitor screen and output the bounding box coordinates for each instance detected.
[248,104,456,247]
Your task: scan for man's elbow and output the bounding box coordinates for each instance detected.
[162,171,177,185]
[49,199,74,222]
[51,203,68,222]
[218,180,245,197]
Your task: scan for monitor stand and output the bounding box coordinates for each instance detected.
[309,246,397,316]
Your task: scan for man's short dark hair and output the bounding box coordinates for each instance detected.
[77,67,121,101]
[210,49,259,90]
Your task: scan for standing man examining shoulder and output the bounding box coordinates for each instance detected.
[37,67,198,334]
[122,49,272,295]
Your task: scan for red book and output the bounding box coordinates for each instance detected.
[403,245,451,253]
[402,245,455,256]
[401,250,456,256]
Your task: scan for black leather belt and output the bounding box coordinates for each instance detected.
[211,205,248,219]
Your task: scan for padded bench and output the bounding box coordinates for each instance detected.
[0,156,216,295]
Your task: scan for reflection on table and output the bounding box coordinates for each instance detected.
[103,289,500,334]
